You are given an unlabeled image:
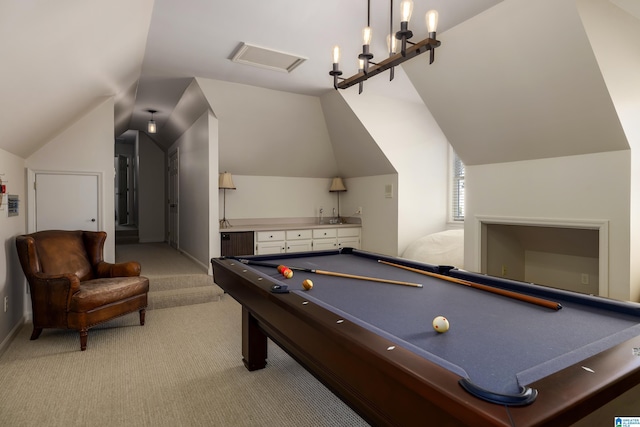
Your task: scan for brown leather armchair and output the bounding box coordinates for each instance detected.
[16,230,149,351]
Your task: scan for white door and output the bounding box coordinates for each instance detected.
[168,149,179,248]
[35,172,99,231]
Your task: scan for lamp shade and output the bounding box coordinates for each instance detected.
[329,177,346,192]
[219,172,236,189]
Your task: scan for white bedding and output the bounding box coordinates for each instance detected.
[402,229,464,267]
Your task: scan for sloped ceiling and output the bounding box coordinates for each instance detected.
[321,91,396,178]
[0,0,154,158]
[1,0,633,172]
[404,0,629,166]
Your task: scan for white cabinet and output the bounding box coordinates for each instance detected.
[255,227,360,254]
[285,229,313,253]
[312,228,337,250]
[255,231,285,254]
[338,227,361,249]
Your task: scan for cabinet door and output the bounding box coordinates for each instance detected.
[338,236,360,250]
[314,239,337,251]
[221,231,255,256]
[287,240,313,253]
[256,241,285,255]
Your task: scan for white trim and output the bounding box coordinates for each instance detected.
[0,316,27,358]
[475,215,609,297]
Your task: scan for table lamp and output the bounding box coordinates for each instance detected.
[329,177,347,221]
[219,172,236,228]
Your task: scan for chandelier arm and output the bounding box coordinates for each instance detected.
[336,38,440,90]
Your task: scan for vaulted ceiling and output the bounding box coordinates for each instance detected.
[1,0,637,167]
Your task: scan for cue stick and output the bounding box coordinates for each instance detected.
[378,260,562,310]
[235,259,423,288]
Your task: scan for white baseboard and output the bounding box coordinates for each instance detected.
[0,316,27,357]
[179,249,209,273]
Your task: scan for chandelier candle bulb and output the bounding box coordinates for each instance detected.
[362,26,372,45]
[427,10,439,37]
[332,46,341,65]
[386,34,398,55]
[400,0,414,22]
[329,1,440,92]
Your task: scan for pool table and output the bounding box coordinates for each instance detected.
[210,248,640,426]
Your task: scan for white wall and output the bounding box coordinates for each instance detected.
[340,174,399,256]
[577,0,640,303]
[25,97,117,261]
[209,112,220,271]
[0,148,27,353]
[169,112,210,269]
[138,132,165,242]
[197,78,338,178]
[223,175,340,221]
[466,151,633,301]
[219,174,399,256]
[340,91,450,255]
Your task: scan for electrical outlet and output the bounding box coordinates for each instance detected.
[356,206,363,215]
[3,296,7,313]
[581,273,589,285]
[501,265,507,276]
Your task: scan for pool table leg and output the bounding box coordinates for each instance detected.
[242,307,267,371]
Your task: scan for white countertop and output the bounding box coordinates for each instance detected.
[220,217,361,233]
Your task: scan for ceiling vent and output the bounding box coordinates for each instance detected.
[230,43,306,73]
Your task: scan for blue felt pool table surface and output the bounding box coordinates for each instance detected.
[241,250,640,401]
[212,248,640,426]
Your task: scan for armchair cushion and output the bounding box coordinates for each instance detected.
[69,277,149,312]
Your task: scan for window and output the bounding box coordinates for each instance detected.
[451,151,465,221]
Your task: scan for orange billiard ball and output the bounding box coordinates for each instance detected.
[282,268,293,279]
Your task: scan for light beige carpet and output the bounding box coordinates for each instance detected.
[116,243,207,277]
[116,243,224,309]
[0,297,369,427]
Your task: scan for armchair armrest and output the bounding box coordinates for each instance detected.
[95,261,141,278]
[29,272,81,325]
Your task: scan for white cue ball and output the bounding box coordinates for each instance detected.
[432,316,450,333]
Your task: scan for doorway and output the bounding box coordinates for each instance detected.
[115,131,139,244]
[115,154,131,225]
[168,148,179,249]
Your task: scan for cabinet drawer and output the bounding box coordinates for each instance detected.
[338,227,360,237]
[286,229,313,240]
[313,228,337,239]
[256,231,285,242]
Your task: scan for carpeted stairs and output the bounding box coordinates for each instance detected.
[115,242,224,310]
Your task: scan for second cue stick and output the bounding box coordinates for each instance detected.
[378,260,562,310]
[236,259,423,288]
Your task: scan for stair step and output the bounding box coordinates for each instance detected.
[147,274,213,292]
[115,229,139,245]
[148,285,224,310]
